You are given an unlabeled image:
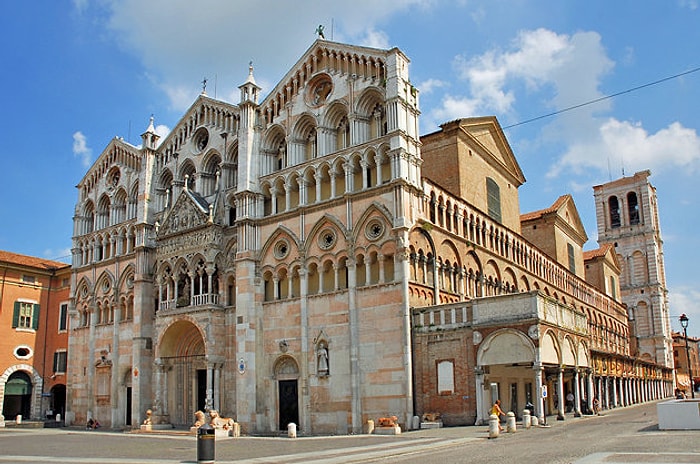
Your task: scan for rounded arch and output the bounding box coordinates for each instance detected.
[273,355,300,380]
[477,329,536,366]
[561,335,576,366]
[355,87,384,116]
[1,364,43,420]
[539,330,560,365]
[156,319,205,358]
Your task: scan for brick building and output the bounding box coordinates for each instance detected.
[0,250,70,423]
[673,331,700,395]
[67,39,673,433]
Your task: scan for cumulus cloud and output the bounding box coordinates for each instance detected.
[83,0,428,111]
[425,27,700,181]
[669,286,700,332]
[72,131,92,167]
[441,28,613,118]
[547,119,700,177]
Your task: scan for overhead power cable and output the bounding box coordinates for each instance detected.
[501,66,700,131]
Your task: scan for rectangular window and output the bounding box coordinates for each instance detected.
[53,351,68,373]
[609,276,617,299]
[59,303,68,331]
[567,243,576,273]
[437,360,455,395]
[13,301,40,330]
[22,275,36,284]
[486,178,502,223]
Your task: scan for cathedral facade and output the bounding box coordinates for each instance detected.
[66,39,673,434]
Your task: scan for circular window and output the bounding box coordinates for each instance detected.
[318,229,337,250]
[194,129,209,152]
[274,240,290,259]
[126,275,134,289]
[305,74,333,108]
[14,346,33,359]
[365,219,385,241]
[102,279,111,293]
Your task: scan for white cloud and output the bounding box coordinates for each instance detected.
[669,286,700,333]
[154,124,171,142]
[451,28,612,115]
[86,0,429,111]
[359,29,390,49]
[72,131,92,167]
[547,118,700,177]
[417,78,447,95]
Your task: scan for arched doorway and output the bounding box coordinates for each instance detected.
[158,320,206,427]
[3,371,33,420]
[274,356,299,431]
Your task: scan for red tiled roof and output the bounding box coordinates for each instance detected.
[520,195,569,222]
[583,243,614,261]
[0,250,70,270]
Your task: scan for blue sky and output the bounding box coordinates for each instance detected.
[1,1,699,334]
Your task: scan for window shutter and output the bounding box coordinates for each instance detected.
[53,352,59,372]
[32,304,40,330]
[12,302,20,328]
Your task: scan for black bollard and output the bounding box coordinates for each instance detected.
[197,423,215,464]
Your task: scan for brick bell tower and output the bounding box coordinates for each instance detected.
[593,170,673,368]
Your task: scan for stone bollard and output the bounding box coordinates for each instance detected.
[287,422,297,438]
[488,414,500,438]
[506,411,517,433]
[522,409,531,429]
[531,415,539,427]
[366,419,375,434]
[56,413,62,423]
[412,415,420,430]
[16,415,22,425]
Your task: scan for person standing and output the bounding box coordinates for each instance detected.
[491,400,505,431]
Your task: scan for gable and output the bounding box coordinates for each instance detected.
[458,117,526,187]
[157,190,210,238]
[555,195,588,245]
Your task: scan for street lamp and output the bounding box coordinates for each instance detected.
[679,313,695,399]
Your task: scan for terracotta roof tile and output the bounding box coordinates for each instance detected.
[583,243,614,261]
[520,195,569,222]
[0,250,70,270]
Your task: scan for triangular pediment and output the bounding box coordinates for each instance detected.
[260,39,395,112]
[156,95,240,163]
[552,195,589,245]
[157,190,210,238]
[457,117,526,187]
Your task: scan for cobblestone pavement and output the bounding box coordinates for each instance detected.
[0,401,698,463]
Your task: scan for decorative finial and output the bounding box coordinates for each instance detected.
[316,24,325,39]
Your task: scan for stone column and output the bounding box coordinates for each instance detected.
[475,366,486,425]
[574,369,582,417]
[534,363,545,422]
[205,362,214,412]
[557,367,565,420]
[587,370,595,414]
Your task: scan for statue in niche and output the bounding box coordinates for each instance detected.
[317,341,329,376]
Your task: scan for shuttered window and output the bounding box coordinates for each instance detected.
[12,302,40,330]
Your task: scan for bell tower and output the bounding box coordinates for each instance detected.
[593,170,673,368]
